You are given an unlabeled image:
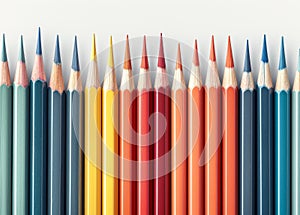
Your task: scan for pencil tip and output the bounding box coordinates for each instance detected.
[225,36,234,68]
[193,39,199,66]
[244,40,251,72]
[107,36,114,68]
[1,34,7,62]
[71,36,80,71]
[279,36,287,70]
[90,33,97,60]
[261,34,269,63]
[123,35,132,70]
[158,33,166,68]
[209,35,216,62]
[54,35,61,64]
[298,49,300,72]
[19,35,25,62]
[36,27,42,55]
[141,35,149,69]
[176,43,182,70]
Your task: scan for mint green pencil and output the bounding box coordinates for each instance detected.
[0,34,12,215]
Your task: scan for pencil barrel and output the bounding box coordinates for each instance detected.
[66,91,84,215]
[239,89,256,214]
[0,85,12,215]
[29,80,47,215]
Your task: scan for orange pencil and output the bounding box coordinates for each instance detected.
[222,36,238,215]
[205,36,222,215]
[171,44,187,215]
[188,40,204,215]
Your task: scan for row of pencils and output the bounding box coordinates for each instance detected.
[0,27,298,215]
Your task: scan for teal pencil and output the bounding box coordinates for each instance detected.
[275,37,290,215]
[12,36,30,215]
[0,34,12,215]
[292,49,300,215]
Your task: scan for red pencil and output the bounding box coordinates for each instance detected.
[137,36,153,215]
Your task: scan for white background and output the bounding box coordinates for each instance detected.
[1,0,300,86]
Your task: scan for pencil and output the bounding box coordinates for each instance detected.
[84,34,101,215]
[154,34,170,215]
[188,40,204,215]
[137,35,153,215]
[222,36,238,215]
[119,35,137,215]
[275,37,290,215]
[239,40,256,214]
[66,36,84,215]
[30,27,47,215]
[12,35,29,215]
[256,35,274,215]
[0,34,12,215]
[204,36,221,215]
[102,36,118,215]
[292,49,300,215]
[48,35,66,215]
[171,43,187,215]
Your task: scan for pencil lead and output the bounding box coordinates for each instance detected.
[71,36,80,71]
[123,35,132,70]
[141,35,149,69]
[193,39,199,66]
[261,34,269,63]
[279,36,287,70]
[225,36,234,68]
[36,27,42,55]
[158,33,166,69]
[107,36,114,68]
[298,49,300,72]
[19,35,25,62]
[54,35,61,65]
[1,34,7,62]
[176,43,182,70]
[91,33,97,61]
[244,40,251,72]
[209,35,216,62]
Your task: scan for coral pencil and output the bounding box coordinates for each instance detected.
[222,36,238,215]
[84,34,101,215]
[102,36,118,215]
[292,50,300,215]
[137,36,153,215]
[0,34,12,215]
[12,36,29,215]
[275,37,290,215]
[171,44,187,215]
[256,35,274,215]
[30,27,47,215]
[188,40,204,215]
[205,36,221,215]
[239,40,256,214]
[154,34,170,215]
[66,37,84,215]
[119,35,137,215]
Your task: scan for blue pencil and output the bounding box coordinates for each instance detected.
[275,37,290,215]
[29,27,47,215]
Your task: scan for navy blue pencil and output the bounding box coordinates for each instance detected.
[239,40,256,214]
[30,27,47,215]
[66,36,84,215]
[48,35,66,215]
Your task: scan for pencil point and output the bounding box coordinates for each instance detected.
[209,35,216,62]
[91,33,97,61]
[225,36,234,68]
[1,34,7,62]
[123,35,132,70]
[158,33,166,68]
[71,36,80,71]
[54,35,61,64]
[107,36,114,68]
[36,27,42,55]
[261,34,269,63]
[176,43,182,70]
[298,49,300,72]
[193,39,199,66]
[19,35,25,62]
[279,36,287,70]
[141,35,149,69]
[244,40,251,72]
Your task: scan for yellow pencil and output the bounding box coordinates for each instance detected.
[84,34,101,215]
[102,36,118,215]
